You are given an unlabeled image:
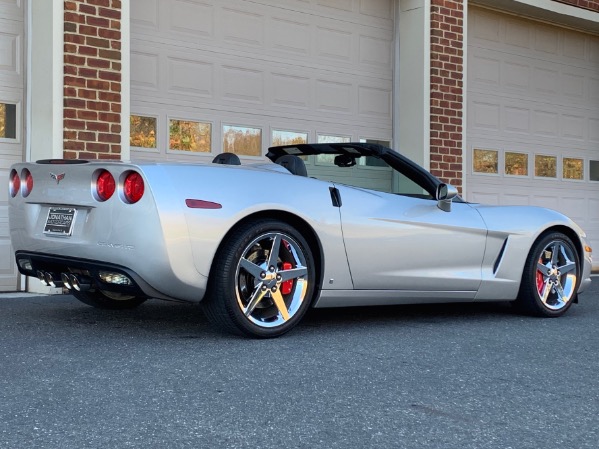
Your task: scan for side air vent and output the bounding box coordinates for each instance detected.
[493,239,508,274]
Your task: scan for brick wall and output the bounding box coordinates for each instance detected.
[63,0,122,160]
[552,0,599,12]
[429,0,464,191]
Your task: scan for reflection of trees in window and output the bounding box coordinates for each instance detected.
[318,135,350,144]
[223,125,261,156]
[563,158,583,180]
[505,152,528,176]
[169,120,211,152]
[0,104,5,137]
[130,115,157,148]
[272,130,307,147]
[535,155,557,178]
[473,149,498,174]
[0,103,16,139]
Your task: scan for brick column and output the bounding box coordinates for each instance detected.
[429,0,464,192]
[63,0,122,160]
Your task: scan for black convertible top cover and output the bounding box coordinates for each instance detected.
[266,142,390,162]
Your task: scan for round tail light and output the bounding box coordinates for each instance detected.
[96,170,115,201]
[9,169,20,198]
[123,172,144,204]
[22,169,33,197]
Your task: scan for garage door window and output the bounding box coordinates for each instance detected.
[505,152,528,176]
[130,115,157,150]
[272,130,308,147]
[535,155,557,178]
[0,102,17,139]
[223,125,261,156]
[563,158,583,180]
[589,160,599,182]
[473,149,498,174]
[169,119,211,153]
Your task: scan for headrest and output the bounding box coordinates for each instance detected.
[275,155,308,177]
[212,152,241,165]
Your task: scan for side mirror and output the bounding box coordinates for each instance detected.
[435,183,458,212]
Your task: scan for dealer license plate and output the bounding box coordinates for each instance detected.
[44,207,77,236]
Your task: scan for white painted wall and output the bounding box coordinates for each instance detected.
[29,0,63,162]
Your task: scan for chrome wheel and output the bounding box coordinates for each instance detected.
[517,232,579,317]
[235,232,309,328]
[535,239,578,311]
[202,219,316,337]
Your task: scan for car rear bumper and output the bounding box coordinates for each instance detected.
[15,251,206,303]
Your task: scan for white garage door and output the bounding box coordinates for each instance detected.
[129,0,394,173]
[467,6,599,265]
[0,1,25,291]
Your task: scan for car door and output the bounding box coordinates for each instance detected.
[336,184,487,293]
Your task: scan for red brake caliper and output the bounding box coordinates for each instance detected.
[281,262,293,295]
[536,258,544,294]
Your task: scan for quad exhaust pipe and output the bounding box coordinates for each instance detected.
[37,270,62,288]
[37,270,90,291]
[61,273,91,292]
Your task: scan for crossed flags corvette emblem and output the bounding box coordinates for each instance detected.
[50,173,66,184]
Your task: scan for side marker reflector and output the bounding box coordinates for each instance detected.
[185,199,222,209]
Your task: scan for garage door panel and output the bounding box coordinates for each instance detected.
[470,8,599,68]
[469,47,598,110]
[131,40,392,129]
[0,18,22,88]
[167,57,214,98]
[130,51,159,92]
[0,0,23,21]
[469,93,598,149]
[132,0,393,78]
[273,73,311,110]
[169,0,214,39]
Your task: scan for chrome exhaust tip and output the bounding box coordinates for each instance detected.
[61,273,72,290]
[69,274,90,292]
[44,272,58,288]
[37,271,49,286]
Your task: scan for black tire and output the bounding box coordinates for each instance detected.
[516,232,580,317]
[202,219,316,338]
[72,289,147,310]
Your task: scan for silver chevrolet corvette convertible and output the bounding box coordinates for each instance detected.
[8,143,593,337]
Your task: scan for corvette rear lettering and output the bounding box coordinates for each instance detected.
[97,242,135,250]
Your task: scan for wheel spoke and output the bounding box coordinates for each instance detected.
[271,289,290,321]
[558,261,576,275]
[279,266,307,282]
[267,234,282,269]
[550,243,560,265]
[244,284,268,317]
[540,279,552,303]
[239,258,264,280]
[537,263,549,275]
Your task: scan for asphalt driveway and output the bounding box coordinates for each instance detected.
[1,279,598,449]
